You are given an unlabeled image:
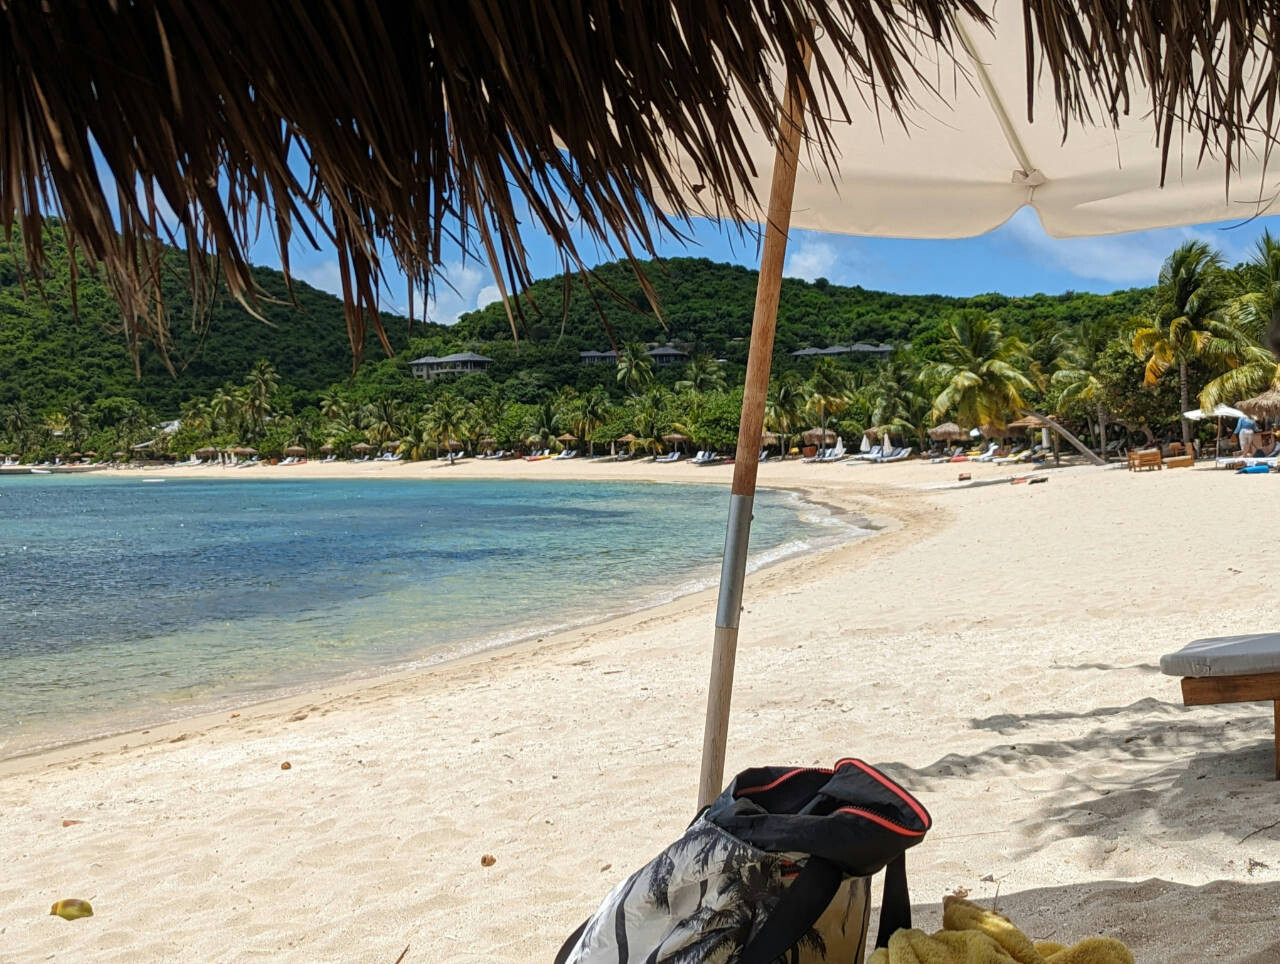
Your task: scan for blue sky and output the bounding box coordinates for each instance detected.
[259,205,1280,326]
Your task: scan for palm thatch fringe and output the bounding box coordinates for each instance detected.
[5,2,1280,368]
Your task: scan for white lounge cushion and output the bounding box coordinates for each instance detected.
[1161,634,1280,678]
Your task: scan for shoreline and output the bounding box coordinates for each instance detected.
[8,456,1278,960]
[0,467,905,778]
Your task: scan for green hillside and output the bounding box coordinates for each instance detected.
[0,222,428,415]
[1,234,1154,421]
[10,226,1220,466]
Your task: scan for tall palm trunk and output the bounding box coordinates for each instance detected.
[1179,359,1192,448]
[1096,400,1108,461]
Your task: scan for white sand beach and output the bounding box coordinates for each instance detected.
[3,456,1279,961]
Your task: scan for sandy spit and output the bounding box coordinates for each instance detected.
[2,455,1278,962]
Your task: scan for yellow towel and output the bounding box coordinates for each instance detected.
[866,896,1133,964]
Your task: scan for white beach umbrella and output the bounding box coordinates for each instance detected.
[859,433,871,453]
[1183,405,1247,420]
[664,6,1276,240]
[690,8,1280,806]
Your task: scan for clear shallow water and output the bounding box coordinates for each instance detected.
[0,476,859,757]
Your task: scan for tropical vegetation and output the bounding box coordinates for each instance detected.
[4,222,1280,464]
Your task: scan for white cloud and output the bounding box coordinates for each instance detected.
[295,259,344,296]
[999,208,1246,286]
[422,263,491,325]
[784,239,839,282]
[476,284,502,311]
[782,232,884,286]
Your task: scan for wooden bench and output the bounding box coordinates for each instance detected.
[1165,453,1195,469]
[1128,448,1163,471]
[1163,635,1280,779]
[1180,674,1280,779]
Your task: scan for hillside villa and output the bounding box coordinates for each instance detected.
[408,352,494,381]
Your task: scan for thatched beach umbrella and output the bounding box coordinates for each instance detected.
[351,442,374,453]
[319,444,334,454]
[800,427,837,445]
[1237,389,1280,421]
[617,433,638,444]
[928,422,965,441]
[1006,415,1049,432]
[662,433,689,443]
[284,445,306,456]
[7,4,1280,812]
[557,433,577,443]
[194,446,218,457]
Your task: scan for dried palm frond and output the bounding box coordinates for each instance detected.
[4,2,1280,369]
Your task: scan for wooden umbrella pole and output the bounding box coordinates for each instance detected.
[698,43,812,809]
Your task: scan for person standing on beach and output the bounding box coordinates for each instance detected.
[1236,414,1257,454]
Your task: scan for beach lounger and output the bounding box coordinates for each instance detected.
[1162,634,1280,778]
[1128,448,1163,471]
[817,441,848,462]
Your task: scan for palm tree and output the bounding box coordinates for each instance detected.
[923,315,1034,430]
[765,371,805,457]
[675,355,726,394]
[1049,318,1117,459]
[64,400,89,450]
[209,385,239,433]
[617,342,654,394]
[180,396,212,436]
[318,387,344,420]
[1200,231,1280,408]
[3,403,31,452]
[424,393,466,457]
[527,398,560,449]
[803,358,854,451]
[574,385,612,456]
[630,388,669,454]
[866,357,927,448]
[243,359,279,433]
[1229,229,1280,344]
[1131,240,1240,447]
[365,399,403,446]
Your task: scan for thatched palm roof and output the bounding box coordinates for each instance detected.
[928,421,965,441]
[801,427,838,444]
[1237,389,1280,420]
[5,3,1280,367]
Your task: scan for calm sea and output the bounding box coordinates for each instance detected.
[0,475,858,757]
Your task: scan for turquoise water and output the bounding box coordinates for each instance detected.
[0,476,855,757]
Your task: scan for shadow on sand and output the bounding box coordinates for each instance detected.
[880,698,1278,841]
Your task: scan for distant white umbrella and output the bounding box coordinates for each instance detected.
[859,434,871,453]
[1183,405,1247,420]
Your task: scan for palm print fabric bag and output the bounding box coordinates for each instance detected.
[555,758,931,963]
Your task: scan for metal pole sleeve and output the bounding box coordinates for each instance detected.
[714,494,754,629]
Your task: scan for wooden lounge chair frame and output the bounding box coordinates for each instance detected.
[1127,449,1163,471]
[1180,673,1280,779]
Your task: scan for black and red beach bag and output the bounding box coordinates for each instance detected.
[555,757,930,963]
